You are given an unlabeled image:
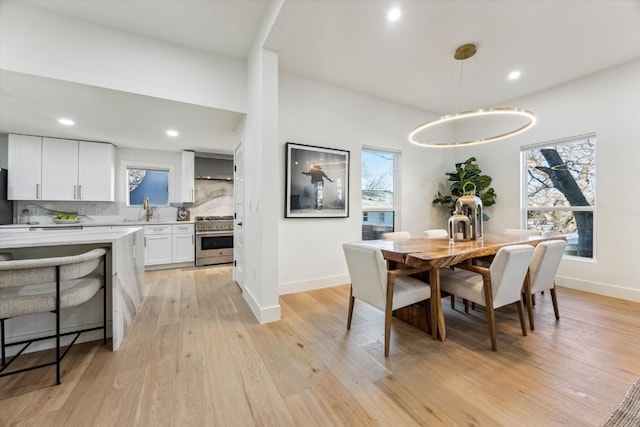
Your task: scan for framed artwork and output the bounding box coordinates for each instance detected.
[285,142,350,218]
[176,206,190,221]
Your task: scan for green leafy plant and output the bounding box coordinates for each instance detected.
[432,157,497,220]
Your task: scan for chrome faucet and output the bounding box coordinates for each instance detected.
[143,197,153,222]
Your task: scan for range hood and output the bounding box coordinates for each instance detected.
[196,175,233,181]
[195,156,233,181]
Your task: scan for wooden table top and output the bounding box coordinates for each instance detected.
[361,234,566,269]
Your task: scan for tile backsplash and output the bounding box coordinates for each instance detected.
[189,179,234,218]
[14,179,234,224]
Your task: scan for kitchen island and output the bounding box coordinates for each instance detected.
[0,226,145,351]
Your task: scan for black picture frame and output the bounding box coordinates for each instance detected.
[285,142,350,218]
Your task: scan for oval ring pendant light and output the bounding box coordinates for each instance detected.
[409,44,536,148]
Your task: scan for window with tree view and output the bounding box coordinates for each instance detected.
[362,149,398,240]
[523,134,595,258]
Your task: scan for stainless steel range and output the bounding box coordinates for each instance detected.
[195,216,234,266]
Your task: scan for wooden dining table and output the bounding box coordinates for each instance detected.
[360,234,566,341]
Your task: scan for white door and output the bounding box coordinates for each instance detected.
[233,142,245,289]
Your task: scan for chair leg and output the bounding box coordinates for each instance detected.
[486,306,498,351]
[550,286,560,320]
[346,286,355,330]
[463,299,469,314]
[517,299,528,336]
[450,295,455,309]
[523,273,535,331]
[384,308,392,357]
[471,302,476,311]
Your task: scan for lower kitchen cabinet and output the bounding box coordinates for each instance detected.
[172,223,195,263]
[144,225,172,266]
[144,223,194,267]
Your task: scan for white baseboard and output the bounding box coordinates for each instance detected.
[279,274,349,295]
[242,286,281,323]
[557,275,640,302]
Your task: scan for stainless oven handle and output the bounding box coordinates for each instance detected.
[196,231,234,236]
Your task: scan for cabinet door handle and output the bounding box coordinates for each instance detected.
[144,237,147,247]
[74,185,77,200]
[191,189,194,202]
[36,183,40,199]
[192,235,194,244]
[79,185,82,200]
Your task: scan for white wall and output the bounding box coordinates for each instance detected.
[457,59,640,300]
[0,1,246,113]
[277,73,454,294]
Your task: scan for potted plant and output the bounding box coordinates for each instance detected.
[432,157,497,220]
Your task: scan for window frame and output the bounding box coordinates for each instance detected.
[361,147,401,238]
[122,161,174,206]
[520,133,596,260]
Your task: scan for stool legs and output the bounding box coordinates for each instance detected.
[56,265,61,385]
[103,255,107,344]
[1,319,5,365]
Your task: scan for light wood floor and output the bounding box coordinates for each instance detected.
[2,266,639,426]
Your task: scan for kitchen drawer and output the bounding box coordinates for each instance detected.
[144,225,171,235]
[172,224,194,234]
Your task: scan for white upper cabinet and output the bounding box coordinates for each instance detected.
[8,134,115,201]
[181,150,195,203]
[8,134,43,200]
[42,137,78,200]
[78,141,115,201]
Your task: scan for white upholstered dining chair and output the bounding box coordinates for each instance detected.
[0,248,108,384]
[424,229,448,239]
[381,231,412,240]
[440,245,534,351]
[524,240,567,330]
[342,243,430,357]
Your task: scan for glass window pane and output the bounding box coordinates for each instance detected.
[523,134,595,259]
[526,137,595,208]
[527,210,593,258]
[361,211,395,240]
[362,150,394,210]
[128,168,169,206]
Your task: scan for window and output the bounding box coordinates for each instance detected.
[127,168,170,206]
[361,148,399,240]
[522,134,596,258]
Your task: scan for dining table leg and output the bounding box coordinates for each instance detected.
[429,268,446,341]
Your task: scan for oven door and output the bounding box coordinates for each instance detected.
[196,231,234,266]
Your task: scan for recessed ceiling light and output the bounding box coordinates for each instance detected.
[508,70,522,80]
[387,7,401,22]
[58,118,75,126]
[166,129,179,137]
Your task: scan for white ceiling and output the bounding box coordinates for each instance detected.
[1,0,640,153]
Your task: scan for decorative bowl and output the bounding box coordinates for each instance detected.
[52,218,80,224]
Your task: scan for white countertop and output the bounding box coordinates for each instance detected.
[0,217,194,230]
[0,226,144,249]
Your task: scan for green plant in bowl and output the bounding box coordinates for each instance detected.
[54,214,78,220]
